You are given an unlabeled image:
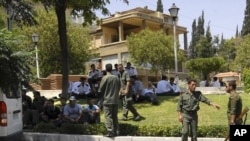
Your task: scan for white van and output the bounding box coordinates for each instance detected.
[0,87,23,141]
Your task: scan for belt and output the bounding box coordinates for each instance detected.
[182,110,197,114]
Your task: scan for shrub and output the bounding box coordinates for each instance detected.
[33,123,227,137]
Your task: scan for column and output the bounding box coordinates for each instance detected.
[118,21,124,41]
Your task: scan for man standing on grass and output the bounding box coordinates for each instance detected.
[118,64,142,121]
[225,80,243,141]
[98,63,121,137]
[177,79,220,141]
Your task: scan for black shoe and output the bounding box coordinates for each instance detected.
[122,117,128,121]
[104,132,115,137]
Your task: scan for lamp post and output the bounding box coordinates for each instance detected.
[169,3,179,74]
[32,33,40,78]
[238,66,242,86]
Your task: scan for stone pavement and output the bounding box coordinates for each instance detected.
[22,132,225,141]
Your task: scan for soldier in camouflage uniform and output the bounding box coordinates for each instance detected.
[177,79,220,141]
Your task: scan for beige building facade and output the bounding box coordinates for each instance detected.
[89,7,188,84]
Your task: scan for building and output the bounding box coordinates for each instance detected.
[89,7,188,84]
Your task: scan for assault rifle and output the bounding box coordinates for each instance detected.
[224,106,249,141]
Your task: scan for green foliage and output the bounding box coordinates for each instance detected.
[0,0,37,29]
[185,57,225,77]
[37,0,129,97]
[33,122,227,137]
[197,125,227,137]
[0,28,32,92]
[243,68,250,93]
[241,0,250,36]
[188,11,217,59]
[126,28,184,74]
[17,10,91,77]
[156,0,163,13]
[235,35,250,69]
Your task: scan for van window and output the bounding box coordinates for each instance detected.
[2,87,21,99]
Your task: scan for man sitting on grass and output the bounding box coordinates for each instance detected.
[82,98,101,124]
[156,75,173,96]
[63,96,83,124]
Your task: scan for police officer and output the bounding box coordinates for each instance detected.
[177,79,220,141]
[88,64,102,95]
[118,64,141,121]
[98,64,121,137]
[111,64,119,76]
[124,62,137,77]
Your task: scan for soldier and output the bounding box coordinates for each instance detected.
[118,64,141,121]
[124,62,137,77]
[177,79,220,141]
[98,64,121,137]
[225,80,243,141]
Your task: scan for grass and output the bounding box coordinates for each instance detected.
[55,93,250,127]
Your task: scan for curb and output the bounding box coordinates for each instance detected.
[23,132,225,141]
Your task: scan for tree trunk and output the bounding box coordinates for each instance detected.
[55,1,69,98]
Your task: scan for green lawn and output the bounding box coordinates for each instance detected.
[56,93,250,127]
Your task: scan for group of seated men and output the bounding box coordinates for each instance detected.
[129,75,181,104]
[155,75,181,96]
[67,62,138,99]
[22,90,101,128]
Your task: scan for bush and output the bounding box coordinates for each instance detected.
[32,122,227,137]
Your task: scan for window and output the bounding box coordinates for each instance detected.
[1,86,21,99]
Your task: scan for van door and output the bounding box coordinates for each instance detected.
[0,88,23,141]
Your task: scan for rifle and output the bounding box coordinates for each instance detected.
[224,107,249,141]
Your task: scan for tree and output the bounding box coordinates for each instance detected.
[0,28,32,92]
[185,57,225,80]
[37,0,129,98]
[126,28,184,77]
[156,0,163,13]
[17,10,92,77]
[196,24,215,58]
[0,0,37,30]
[189,19,197,59]
[188,11,205,59]
[241,0,250,36]
[235,34,250,68]
[218,38,238,71]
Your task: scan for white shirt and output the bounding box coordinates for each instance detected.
[143,86,156,96]
[170,83,180,93]
[88,69,102,79]
[111,69,119,76]
[156,80,173,94]
[210,81,221,87]
[72,81,91,95]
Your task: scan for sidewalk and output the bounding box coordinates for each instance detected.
[22,132,225,141]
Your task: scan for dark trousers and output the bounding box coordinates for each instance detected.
[121,96,139,118]
[103,104,119,135]
[82,112,100,124]
[156,89,174,96]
